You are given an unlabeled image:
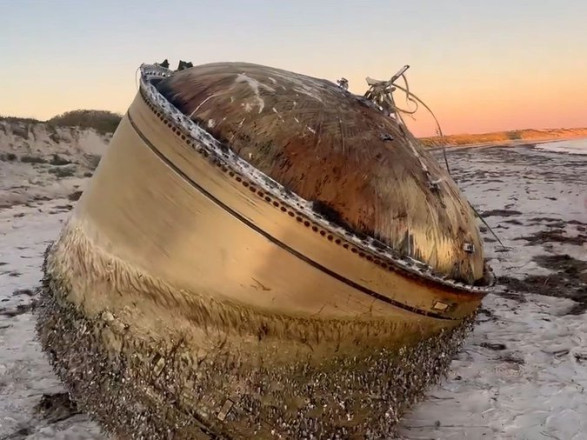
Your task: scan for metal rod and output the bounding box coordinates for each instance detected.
[390,65,410,84]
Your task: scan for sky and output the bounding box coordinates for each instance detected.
[1,0,586,136]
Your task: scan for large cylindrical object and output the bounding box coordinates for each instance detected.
[36,62,492,439]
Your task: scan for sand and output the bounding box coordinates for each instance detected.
[1,137,586,439]
[399,145,587,439]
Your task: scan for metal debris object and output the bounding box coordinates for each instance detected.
[36,61,493,439]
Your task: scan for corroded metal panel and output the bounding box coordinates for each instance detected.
[36,62,492,439]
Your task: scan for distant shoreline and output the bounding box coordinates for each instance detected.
[421,128,587,149]
[427,137,587,153]
[2,112,586,152]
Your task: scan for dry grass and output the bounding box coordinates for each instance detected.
[0,115,41,124]
[1,110,122,137]
[48,110,122,135]
[48,166,76,178]
[20,155,47,164]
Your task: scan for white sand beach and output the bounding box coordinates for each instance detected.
[1,120,586,439]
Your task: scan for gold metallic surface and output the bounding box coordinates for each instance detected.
[72,94,483,324]
[36,63,490,439]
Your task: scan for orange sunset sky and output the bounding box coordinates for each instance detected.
[2,0,586,137]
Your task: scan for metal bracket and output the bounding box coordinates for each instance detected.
[217,399,234,421]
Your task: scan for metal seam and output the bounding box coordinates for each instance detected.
[126,111,455,321]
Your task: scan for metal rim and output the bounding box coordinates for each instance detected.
[138,63,494,295]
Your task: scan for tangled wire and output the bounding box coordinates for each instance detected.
[363,66,505,249]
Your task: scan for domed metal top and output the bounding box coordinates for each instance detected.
[156,62,485,284]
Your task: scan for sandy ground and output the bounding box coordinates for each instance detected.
[0,144,586,439]
[399,145,587,440]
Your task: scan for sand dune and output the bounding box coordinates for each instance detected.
[0,118,110,209]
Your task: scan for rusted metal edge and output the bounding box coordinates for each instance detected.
[137,63,494,295]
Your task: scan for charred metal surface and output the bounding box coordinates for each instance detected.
[155,63,485,284]
[138,65,492,293]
